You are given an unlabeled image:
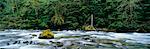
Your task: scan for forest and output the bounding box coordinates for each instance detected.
[0,0,149,32]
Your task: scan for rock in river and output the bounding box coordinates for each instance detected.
[38,29,54,39]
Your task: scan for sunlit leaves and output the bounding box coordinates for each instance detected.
[51,14,64,25]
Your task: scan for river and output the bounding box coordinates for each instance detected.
[0,30,150,49]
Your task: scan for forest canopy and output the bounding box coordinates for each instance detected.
[0,0,149,31]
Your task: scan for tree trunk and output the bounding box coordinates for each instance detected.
[91,14,93,26]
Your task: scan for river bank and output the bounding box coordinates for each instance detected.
[1,28,150,33]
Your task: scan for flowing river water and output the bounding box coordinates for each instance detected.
[0,30,150,49]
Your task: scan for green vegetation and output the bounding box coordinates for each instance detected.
[0,0,149,31]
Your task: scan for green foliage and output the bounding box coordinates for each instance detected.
[51,14,64,25]
[106,0,145,30]
[0,0,149,31]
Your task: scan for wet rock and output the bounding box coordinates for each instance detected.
[56,42,63,47]
[23,41,29,44]
[31,34,37,37]
[7,43,9,45]
[95,44,103,48]
[13,41,18,44]
[50,41,63,47]
[29,41,33,44]
[82,37,90,40]
[112,42,128,49]
[0,29,4,31]
[89,39,96,42]
[49,41,54,43]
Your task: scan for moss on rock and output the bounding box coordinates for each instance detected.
[38,29,54,39]
[82,25,96,31]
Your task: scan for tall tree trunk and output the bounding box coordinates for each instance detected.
[91,14,93,26]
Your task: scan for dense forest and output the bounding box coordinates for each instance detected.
[0,0,149,31]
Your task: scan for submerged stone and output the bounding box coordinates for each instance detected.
[31,34,37,37]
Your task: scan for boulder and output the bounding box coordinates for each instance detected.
[38,29,54,39]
